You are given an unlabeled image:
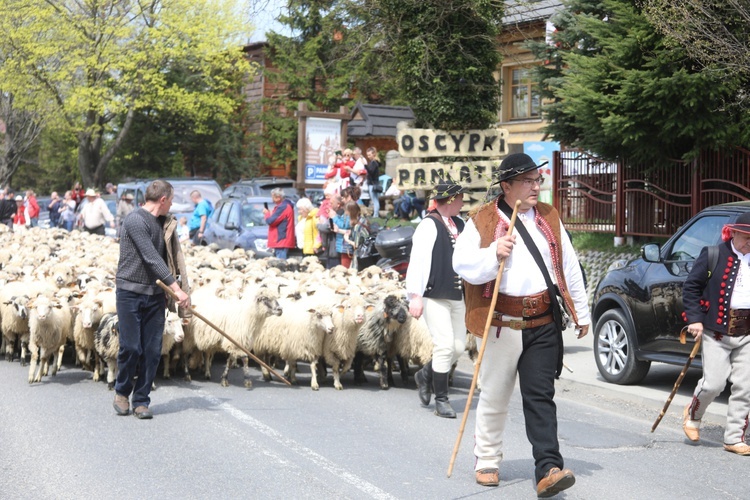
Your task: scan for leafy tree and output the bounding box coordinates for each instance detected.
[644,0,750,108]
[0,0,252,188]
[369,0,504,130]
[0,92,43,187]
[530,0,750,164]
[261,0,360,175]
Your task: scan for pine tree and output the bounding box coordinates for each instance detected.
[529,0,750,164]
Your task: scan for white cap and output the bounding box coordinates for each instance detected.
[85,188,97,196]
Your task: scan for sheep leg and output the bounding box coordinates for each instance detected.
[204,352,213,380]
[20,339,29,366]
[221,355,233,387]
[106,358,117,390]
[352,352,368,385]
[181,352,192,382]
[28,343,40,384]
[56,344,66,373]
[309,359,320,391]
[3,335,13,362]
[377,353,389,390]
[50,348,61,377]
[240,355,253,389]
[93,352,101,382]
[332,360,343,391]
[385,356,395,389]
[284,361,297,385]
[399,355,410,385]
[162,354,171,379]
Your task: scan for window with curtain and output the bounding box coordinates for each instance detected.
[510,67,541,120]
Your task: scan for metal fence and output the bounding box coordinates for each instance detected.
[553,148,750,238]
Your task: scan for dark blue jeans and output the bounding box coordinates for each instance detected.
[115,289,166,408]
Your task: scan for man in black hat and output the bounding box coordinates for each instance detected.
[682,212,750,456]
[452,153,590,496]
[406,179,467,418]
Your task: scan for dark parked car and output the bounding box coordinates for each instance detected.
[591,202,750,384]
[222,177,299,202]
[202,196,299,257]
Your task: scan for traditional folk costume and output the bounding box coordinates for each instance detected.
[453,153,590,495]
[682,214,750,455]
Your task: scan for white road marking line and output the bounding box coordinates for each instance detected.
[198,390,398,500]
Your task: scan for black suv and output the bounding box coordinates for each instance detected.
[591,202,750,384]
[222,177,299,202]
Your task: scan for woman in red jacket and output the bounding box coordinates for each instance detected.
[263,188,296,259]
[12,195,26,229]
[25,190,40,227]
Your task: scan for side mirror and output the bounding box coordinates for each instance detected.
[225,221,238,231]
[641,243,661,263]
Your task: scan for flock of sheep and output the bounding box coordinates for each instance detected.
[0,225,453,393]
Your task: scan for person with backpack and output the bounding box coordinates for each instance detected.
[682,212,750,456]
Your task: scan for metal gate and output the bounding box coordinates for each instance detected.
[553,148,750,238]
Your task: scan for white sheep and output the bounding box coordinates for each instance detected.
[388,301,433,387]
[266,295,336,391]
[323,291,371,390]
[27,294,73,383]
[189,285,282,387]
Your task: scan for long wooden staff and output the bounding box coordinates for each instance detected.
[156,280,291,386]
[651,327,701,432]
[447,199,521,478]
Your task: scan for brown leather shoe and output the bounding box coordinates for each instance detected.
[113,394,129,416]
[133,406,153,420]
[723,442,750,456]
[682,404,700,442]
[475,468,499,487]
[536,467,575,498]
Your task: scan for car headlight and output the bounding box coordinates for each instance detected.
[606,259,628,273]
[254,239,268,252]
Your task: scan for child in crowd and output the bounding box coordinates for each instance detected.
[177,216,190,243]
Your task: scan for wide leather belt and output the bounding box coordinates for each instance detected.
[494,290,551,318]
[491,313,555,330]
[728,308,750,336]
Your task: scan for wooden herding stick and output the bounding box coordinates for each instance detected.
[156,280,291,386]
[447,199,521,477]
[651,327,701,432]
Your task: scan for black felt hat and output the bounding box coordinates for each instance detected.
[495,153,547,183]
[726,212,750,234]
[431,180,466,201]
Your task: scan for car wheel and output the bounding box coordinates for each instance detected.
[593,309,650,385]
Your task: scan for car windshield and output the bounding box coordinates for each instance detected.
[241,202,268,228]
[171,183,223,213]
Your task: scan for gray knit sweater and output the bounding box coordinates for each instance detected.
[116,208,175,295]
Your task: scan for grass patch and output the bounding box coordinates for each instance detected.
[570,232,668,254]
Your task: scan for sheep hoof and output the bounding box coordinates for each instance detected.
[334,384,343,391]
[184,374,192,382]
[93,374,100,382]
[244,379,253,389]
[380,382,390,390]
[107,383,114,391]
[311,384,319,391]
[221,379,229,387]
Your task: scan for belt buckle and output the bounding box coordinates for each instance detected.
[509,319,526,330]
[522,296,538,309]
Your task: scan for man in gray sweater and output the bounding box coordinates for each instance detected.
[113,180,190,419]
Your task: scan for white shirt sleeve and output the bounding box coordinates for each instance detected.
[560,222,591,326]
[452,218,501,285]
[404,219,438,297]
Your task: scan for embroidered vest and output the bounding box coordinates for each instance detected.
[463,199,579,337]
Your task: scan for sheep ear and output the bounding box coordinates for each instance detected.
[366,305,375,313]
[94,299,103,306]
[307,308,317,314]
[337,305,345,313]
[53,302,63,309]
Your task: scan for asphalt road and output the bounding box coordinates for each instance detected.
[0,336,746,500]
